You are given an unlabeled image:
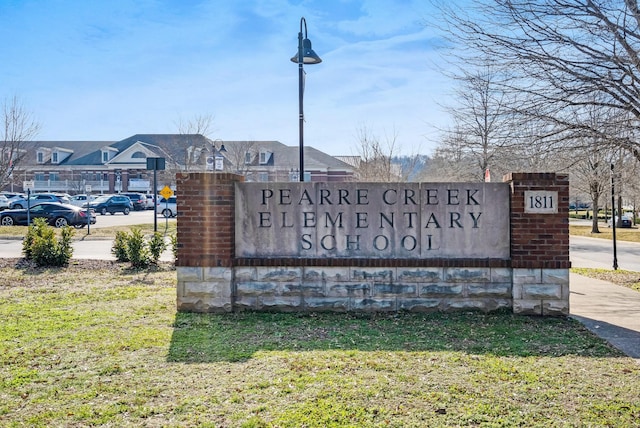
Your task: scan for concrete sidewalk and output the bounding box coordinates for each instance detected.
[570,272,640,361]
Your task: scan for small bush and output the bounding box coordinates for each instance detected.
[148,232,167,265]
[110,228,173,268]
[111,230,130,262]
[127,228,150,269]
[22,218,48,259]
[169,232,178,261]
[22,218,75,267]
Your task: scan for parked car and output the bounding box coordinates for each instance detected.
[2,193,25,209]
[608,215,633,228]
[145,194,156,210]
[0,202,96,228]
[121,193,147,211]
[0,195,9,211]
[84,195,133,215]
[69,194,97,207]
[1,192,25,200]
[9,193,71,209]
[157,196,177,218]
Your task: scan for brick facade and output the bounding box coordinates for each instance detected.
[176,173,243,267]
[176,173,570,316]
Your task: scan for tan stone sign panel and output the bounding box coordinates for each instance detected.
[235,182,510,259]
[524,191,558,214]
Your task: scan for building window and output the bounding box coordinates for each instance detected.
[52,152,58,164]
[35,173,45,181]
[245,152,252,164]
[132,151,146,158]
[259,151,272,165]
[102,151,109,163]
[50,172,59,182]
[258,172,269,182]
[37,152,44,164]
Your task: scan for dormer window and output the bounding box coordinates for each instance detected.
[51,147,73,164]
[36,147,51,164]
[245,152,252,164]
[100,146,119,164]
[259,150,272,165]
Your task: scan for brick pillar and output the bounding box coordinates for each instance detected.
[504,172,570,315]
[176,173,244,313]
[176,173,244,267]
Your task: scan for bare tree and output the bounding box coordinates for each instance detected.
[176,114,215,137]
[1,95,41,189]
[571,146,612,232]
[222,140,257,175]
[433,0,640,160]
[353,126,422,182]
[438,60,527,179]
[424,127,479,181]
[167,114,217,172]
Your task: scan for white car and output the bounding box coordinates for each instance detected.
[0,194,9,211]
[69,194,96,207]
[157,196,177,218]
[145,194,156,210]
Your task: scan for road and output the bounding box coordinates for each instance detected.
[87,208,176,229]
[570,235,640,271]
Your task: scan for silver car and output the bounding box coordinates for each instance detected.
[0,195,9,211]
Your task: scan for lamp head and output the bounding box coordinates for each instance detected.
[291,38,322,64]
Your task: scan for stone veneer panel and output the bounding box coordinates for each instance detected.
[512,268,569,316]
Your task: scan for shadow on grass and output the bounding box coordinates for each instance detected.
[571,315,640,359]
[167,310,622,363]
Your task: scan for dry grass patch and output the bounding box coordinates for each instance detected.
[572,267,640,292]
[570,224,640,243]
[1,261,639,427]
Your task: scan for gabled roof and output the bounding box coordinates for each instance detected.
[20,134,353,171]
[223,140,352,170]
[27,141,114,165]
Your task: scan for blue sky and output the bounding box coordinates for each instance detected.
[0,0,451,155]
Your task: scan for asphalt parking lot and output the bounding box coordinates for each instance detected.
[88,207,176,229]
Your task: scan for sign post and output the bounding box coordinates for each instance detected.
[159,185,174,231]
[85,184,92,234]
[23,180,35,226]
[146,157,166,232]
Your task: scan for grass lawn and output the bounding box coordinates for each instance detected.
[570,223,640,243]
[1,263,639,427]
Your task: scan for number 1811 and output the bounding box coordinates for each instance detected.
[529,195,553,209]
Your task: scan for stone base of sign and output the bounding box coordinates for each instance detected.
[512,268,570,316]
[176,265,569,314]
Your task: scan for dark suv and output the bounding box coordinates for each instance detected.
[84,194,133,215]
[121,193,147,211]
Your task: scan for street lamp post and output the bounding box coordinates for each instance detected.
[611,163,619,270]
[291,17,322,182]
[205,139,227,172]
